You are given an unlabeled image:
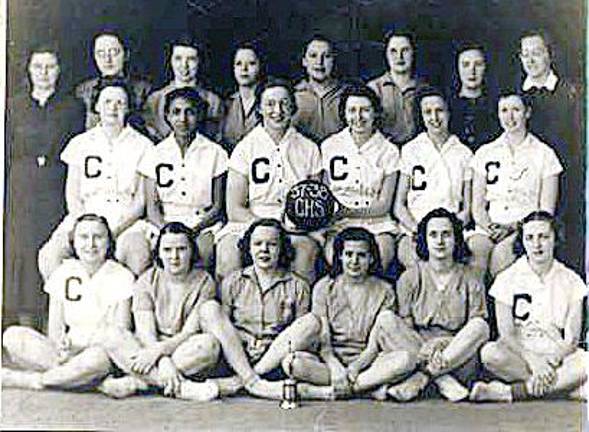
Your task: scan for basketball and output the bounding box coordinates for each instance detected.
[285,180,336,232]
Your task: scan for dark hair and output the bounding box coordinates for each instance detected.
[254,77,298,118]
[416,86,448,109]
[415,208,471,264]
[383,28,416,48]
[338,83,383,130]
[519,29,554,58]
[238,219,295,269]
[90,79,134,115]
[330,227,382,278]
[302,34,337,58]
[93,31,126,50]
[512,211,562,258]
[30,42,60,57]
[69,213,115,260]
[153,222,200,269]
[169,34,202,53]
[163,87,208,123]
[233,41,266,81]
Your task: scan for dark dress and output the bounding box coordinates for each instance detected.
[449,92,498,152]
[4,89,84,326]
[519,76,585,276]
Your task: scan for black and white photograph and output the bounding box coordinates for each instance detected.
[1,0,587,430]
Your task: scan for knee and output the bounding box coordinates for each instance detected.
[100,326,129,352]
[480,341,506,370]
[395,350,417,372]
[397,237,416,268]
[84,346,111,366]
[296,313,321,339]
[215,238,241,277]
[3,326,26,352]
[375,310,404,333]
[116,232,151,272]
[470,318,490,343]
[198,300,223,324]
[192,334,221,365]
[281,351,307,377]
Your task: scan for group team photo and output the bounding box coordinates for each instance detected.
[2,0,587,429]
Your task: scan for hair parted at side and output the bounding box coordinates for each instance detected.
[415,208,471,264]
[512,211,561,258]
[330,227,382,278]
[153,222,201,269]
[69,213,116,260]
[238,218,295,269]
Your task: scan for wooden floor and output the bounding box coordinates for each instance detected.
[1,389,586,431]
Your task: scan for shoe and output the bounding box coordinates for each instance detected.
[98,375,147,399]
[469,381,512,402]
[177,380,219,402]
[435,375,468,402]
[1,368,43,390]
[387,372,429,402]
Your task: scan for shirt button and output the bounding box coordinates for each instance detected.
[106,199,111,203]
[181,177,186,181]
[365,201,369,205]
[115,199,120,203]
[278,179,283,183]
[277,164,282,168]
[278,198,283,203]
[181,191,187,196]
[355,201,359,206]
[355,180,360,184]
[504,206,509,210]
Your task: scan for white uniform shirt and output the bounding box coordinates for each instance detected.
[470,133,563,224]
[322,128,400,209]
[229,125,322,219]
[138,133,228,227]
[61,125,153,229]
[44,259,134,348]
[490,257,587,352]
[401,132,473,222]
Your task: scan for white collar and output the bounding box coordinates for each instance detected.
[523,69,558,92]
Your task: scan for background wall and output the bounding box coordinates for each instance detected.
[7,0,585,97]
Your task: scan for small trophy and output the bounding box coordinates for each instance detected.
[280,341,298,409]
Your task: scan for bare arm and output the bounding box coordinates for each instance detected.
[343,173,398,218]
[471,171,493,233]
[457,179,472,227]
[65,165,84,217]
[539,174,559,215]
[193,173,227,232]
[394,172,418,233]
[145,176,166,229]
[226,170,256,223]
[47,296,66,345]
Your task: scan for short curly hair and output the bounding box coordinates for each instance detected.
[238,219,295,270]
[153,222,200,269]
[415,208,471,264]
[330,227,383,278]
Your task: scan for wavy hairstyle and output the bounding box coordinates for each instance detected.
[330,227,382,278]
[238,218,295,270]
[415,208,471,264]
[337,83,383,131]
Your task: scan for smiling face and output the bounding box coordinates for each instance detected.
[302,39,335,83]
[425,217,455,262]
[520,35,551,80]
[234,48,261,87]
[498,95,529,133]
[420,95,449,136]
[159,232,193,276]
[386,35,413,75]
[73,220,109,267]
[259,85,294,133]
[96,86,128,127]
[522,220,555,267]
[29,52,60,91]
[94,34,125,77]
[250,225,281,271]
[340,240,372,279]
[166,96,199,138]
[458,49,486,91]
[171,45,199,84]
[345,95,376,136]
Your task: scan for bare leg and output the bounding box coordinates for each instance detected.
[396,235,417,269]
[41,347,112,388]
[253,313,321,376]
[287,351,330,385]
[428,318,490,376]
[171,333,220,376]
[215,234,242,280]
[290,235,319,285]
[480,340,530,382]
[353,351,415,393]
[489,234,517,278]
[375,234,395,274]
[3,326,59,371]
[467,234,493,283]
